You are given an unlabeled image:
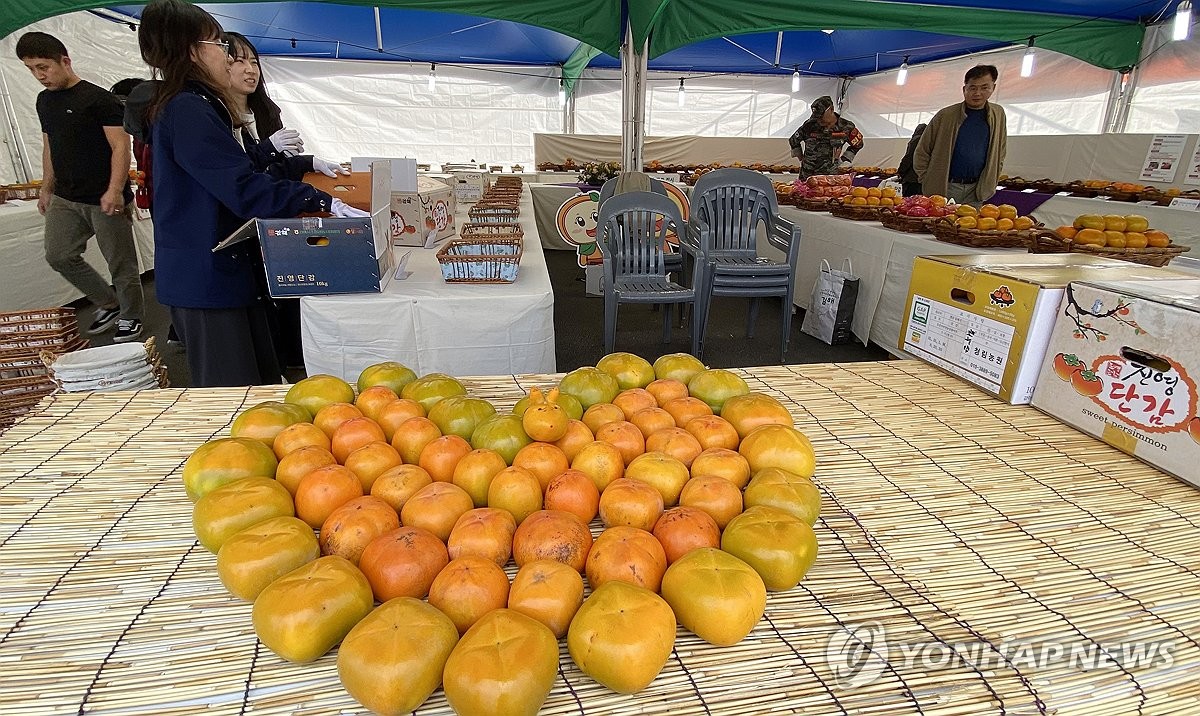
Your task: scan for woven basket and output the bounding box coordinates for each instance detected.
[879,209,936,234]
[1027,232,1191,267]
[931,218,1032,248]
[829,203,883,221]
[460,222,524,240]
[790,196,835,211]
[436,237,524,283]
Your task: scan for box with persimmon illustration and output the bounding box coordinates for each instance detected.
[1031,278,1200,487]
[899,255,1183,404]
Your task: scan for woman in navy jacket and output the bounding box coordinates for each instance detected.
[136,0,355,387]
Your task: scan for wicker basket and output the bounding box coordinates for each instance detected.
[879,209,936,234]
[930,218,1033,248]
[829,203,883,221]
[1027,232,1191,267]
[790,196,835,212]
[436,237,524,283]
[460,223,524,240]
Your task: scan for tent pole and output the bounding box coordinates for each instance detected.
[0,66,32,183]
[620,24,647,171]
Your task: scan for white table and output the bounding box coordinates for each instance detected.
[0,200,155,312]
[300,188,556,381]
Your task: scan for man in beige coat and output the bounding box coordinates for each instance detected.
[914,65,1007,207]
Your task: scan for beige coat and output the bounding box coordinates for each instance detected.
[913,101,1007,198]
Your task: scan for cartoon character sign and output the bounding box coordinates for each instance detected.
[555,184,692,269]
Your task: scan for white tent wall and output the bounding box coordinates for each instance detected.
[1126,25,1200,133]
[843,44,1114,139]
[0,12,149,185]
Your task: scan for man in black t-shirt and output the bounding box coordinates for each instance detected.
[16,32,144,342]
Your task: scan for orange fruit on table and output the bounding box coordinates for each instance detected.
[954,203,976,217]
[428,556,511,635]
[319,495,400,565]
[866,187,881,198]
[353,385,399,423]
[487,466,544,525]
[400,481,474,542]
[571,440,625,492]
[512,442,570,491]
[582,402,625,434]
[979,204,1001,219]
[520,387,569,442]
[230,401,310,447]
[612,388,658,420]
[275,445,336,495]
[1124,214,1150,232]
[644,427,703,468]
[660,547,767,647]
[192,476,295,554]
[544,469,601,524]
[447,507,517,567]
[553,419,594,461]
[683,414,740,451]
[566,581,676,695]
[272,421,331,460]
[679,474,744,529]
[331,416,386,463]
[998,204,1018,220]
[1124,232,1148,249]
[690,447,752,489]
[343,440,402,492]
[418,434,473,483]
[285,374,356,419]
[1014,216,1035,231]
[182,437,279,502]
[629,407,676,439]
[719,392,793,439]
[652,506,721,564]
[508,559,586,639]
[585,525,669,592]
[313,402,364,439]
[358,526,448,601]
[295,464,364,528]
[1104,231,1127,248]
[738,424,817,479]
[850,186,868,197]
[850,196,868,206]
[1073,214,1105,230]
[995,218,1014,231]
[1145,230,1170,248]
[645,378,688,406]
[599,477,665,531]
[743,467,822,526]
[1055,225,1077,240]
[1074,228,1106,246]
[443,610,558,715]
[452,448,509,507]
[216,516,319,601]
[976,217,998,231]
[370,463,433,513]
[595,420,647,465]
[624,451,690,506]
[956,216,978,229]
[661,396,713,428]
[1104,215,1127,231]
[512,509,594,572]
[866,196,880,206]
[375,399,427,443]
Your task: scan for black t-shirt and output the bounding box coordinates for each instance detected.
[36,80,131,205]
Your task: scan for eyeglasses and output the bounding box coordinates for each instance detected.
[197,39,230,52]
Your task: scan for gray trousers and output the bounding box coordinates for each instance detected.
[946,181,985,208]
[43,195,144,320]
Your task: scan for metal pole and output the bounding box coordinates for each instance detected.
[0,66,32,183]
[619,25,648,171]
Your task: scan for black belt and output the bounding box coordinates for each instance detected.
[949,177,979,184]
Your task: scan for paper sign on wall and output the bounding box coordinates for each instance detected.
[1139,134,1186,183]
[1185,140,1200,186]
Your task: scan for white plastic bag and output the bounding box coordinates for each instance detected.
[801,259,860,345]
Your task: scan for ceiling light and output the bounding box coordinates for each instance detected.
[1021,38,1035,78]
[677,78,686,108]
[1174,0,1192,41]
[792,68,800,93]
[896,56,909,86]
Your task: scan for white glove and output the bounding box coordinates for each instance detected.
[269,128,304,155]
[330,197,369,218]
[312,157,349,178]
[838,158,853,169]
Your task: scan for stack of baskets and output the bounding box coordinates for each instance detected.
[0,307,88,431]
[41,338,168,393]
[444,177,525,283]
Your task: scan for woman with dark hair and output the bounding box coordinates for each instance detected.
[223,31,346,181]
[136,0,364,387]
[897,123,927,197]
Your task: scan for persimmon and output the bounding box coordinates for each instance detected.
[512,510,593,572]
[331,417,386,464]
[544,469,600,524]
[512,442,570,491]
[645,378,689,406]
[690,447,752,489]
[342,441,402,492]
[418,434,473,483]
[679,474,744,528]
[230,401,310,447]
[508,559,585,639]
[314,402,364,440]
[319,495,400,564]
[294,464,364,528]
[487,466,543,525]
[428,556,511,634]
[612,388,657,420]
[683,415,740,451]
[447,507,517,567]
[271,421,331,460]
[624,451,690,506]
[582,403,625,434]
[645,427,703,468]
[370,464,433,513]
[661,396,713,427]
[353,385,399,423]
[719,392,793,439]
[400,481,474,542]
[598,477,663,531]
[451,448,509,507]
[570,440,625,492]
[358,525,448,600]
[375,399,427,443]
[585,525,667,592]
[629,407,676,439]
[390,417,442,465]
[521,387,569,442]
[275,446,336,495]
[594,420,646,466]
[652,506,721,563]
[553,420,594,461]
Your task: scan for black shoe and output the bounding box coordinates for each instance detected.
[113,318,143,343]
[166,324,184,348]
[87,306,120,335]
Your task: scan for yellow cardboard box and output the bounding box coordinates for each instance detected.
[1031,278,1200,486]
[899,254,1183,404]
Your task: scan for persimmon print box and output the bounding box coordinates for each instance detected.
[899,254,1183,405]
[1031,278,1200,487]
[214,215,393,298]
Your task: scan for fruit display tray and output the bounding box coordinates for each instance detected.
[1028,232,1191,267]
[879,209,936,234]
[829,204,883,221]
[930,218,1045,249]
[2,362,1196,715]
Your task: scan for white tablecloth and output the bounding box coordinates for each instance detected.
[0,200,155,312]
[300,188,556,381]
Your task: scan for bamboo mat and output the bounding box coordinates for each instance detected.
[1,362,1198,716]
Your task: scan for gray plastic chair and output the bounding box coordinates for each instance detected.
[599,173,685,322]
[598,191,698,355]
[684,167,801,362]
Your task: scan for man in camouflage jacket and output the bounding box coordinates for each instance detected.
[789,96,864,179]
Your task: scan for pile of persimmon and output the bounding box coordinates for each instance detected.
[184,352,821,715]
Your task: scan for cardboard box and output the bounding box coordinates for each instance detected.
[899,254,1183,404]
[302,172,371,211]
[390,174,457,247]
[216,168,393,298]
[1031,278,1200,486]
[452,171,491,204]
